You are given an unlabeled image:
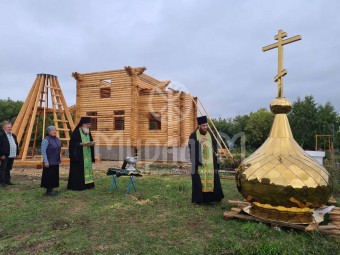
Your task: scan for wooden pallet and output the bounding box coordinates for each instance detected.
[224,200,340,236]
[13,157,101,168]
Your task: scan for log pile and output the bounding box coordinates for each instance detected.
[224,200,340,236]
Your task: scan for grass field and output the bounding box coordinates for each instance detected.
[0,165,339,255]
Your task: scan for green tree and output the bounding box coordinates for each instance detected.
[335,116,340,151]
[317,102,337,133]
[213,117,235,136]
[234,114,249,132]
[213,114,249,148]
[288,96,318,149]
[0,98,23,124]
[315,102,338,151]
[288,96,339,151]
[244,108,274,149]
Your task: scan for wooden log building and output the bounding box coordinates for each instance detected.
[72,66,197,161]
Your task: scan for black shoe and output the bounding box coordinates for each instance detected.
[6,182,15,185]
[48,191,57,196]
[45,188,57,196]
[0,183,6,188]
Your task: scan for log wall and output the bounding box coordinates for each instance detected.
[75,69,132,146]
[73,67,197,150]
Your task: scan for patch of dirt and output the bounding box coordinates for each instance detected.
[51,219,72,230]
[95,244,114,252]
[68,199,87,215]
[29,239,57,254]
[0,230,29,241]
[63,252,93,255]
[76,218,91,227]
[13,233,31,241]
[136,198,152,205]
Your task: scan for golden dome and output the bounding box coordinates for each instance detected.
[236,30,333,223]
[236,30,333,218]
[236,110,333,209]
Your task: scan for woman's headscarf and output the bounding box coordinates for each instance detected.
[46,125,56,135]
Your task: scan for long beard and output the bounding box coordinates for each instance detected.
[199,129,207,135]
[82,127,89,134]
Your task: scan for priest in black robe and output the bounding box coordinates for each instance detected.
[188,116,224,204]
[67,117,95,191]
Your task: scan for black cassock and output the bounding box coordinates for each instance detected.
[188,130,224,204]
[67,128,95,191]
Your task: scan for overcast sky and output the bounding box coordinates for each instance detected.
[0,0,339,118]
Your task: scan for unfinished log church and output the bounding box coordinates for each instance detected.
[72,66,197,161]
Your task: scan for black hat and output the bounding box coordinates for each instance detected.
[197,116,208,125]
[74,117,92,131]
[79,117,91,124]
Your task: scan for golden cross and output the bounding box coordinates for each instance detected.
[262,30,301,98]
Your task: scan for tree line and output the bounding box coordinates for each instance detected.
[213,95,340,152]
[0,98,23,123]
[1,96,339,152]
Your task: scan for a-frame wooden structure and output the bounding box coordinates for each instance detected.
[13,74,75,164]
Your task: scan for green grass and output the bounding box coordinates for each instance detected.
[0,171,339,255]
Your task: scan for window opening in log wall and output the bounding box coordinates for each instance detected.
[86,111,97,131]
[149,112,161,130]
[100,87,111,98]
[114,110,125,130]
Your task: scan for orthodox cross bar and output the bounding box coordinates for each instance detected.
[262,30,301,98]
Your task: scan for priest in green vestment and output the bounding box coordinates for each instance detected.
[188,116,224,204]
[67,117,95,191]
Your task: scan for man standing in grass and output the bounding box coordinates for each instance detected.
[67,117,95,191]
[0,121,19,187]
[188,116,224,204]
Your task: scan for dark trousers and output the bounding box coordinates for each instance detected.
[0,158,14,184]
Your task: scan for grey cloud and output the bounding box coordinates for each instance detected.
[0,0,339,118]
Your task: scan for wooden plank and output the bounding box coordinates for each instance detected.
[231,207,242,213]
[223,201,340,236]
[318,224,340,230]
[42,79,48,138]
[317,229,340,235]
[305,223,319,233]
[329,211,340,215]
[14,157,70,166]
[21,76,45,160]
[227,200,250,205]
[15,77,40,143]
[223,211,241,219]
[12,78,36,136]
[224,211,308,231]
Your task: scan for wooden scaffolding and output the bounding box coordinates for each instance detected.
[12,74,75,164]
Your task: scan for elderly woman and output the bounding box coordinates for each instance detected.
[41,126,61,196]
